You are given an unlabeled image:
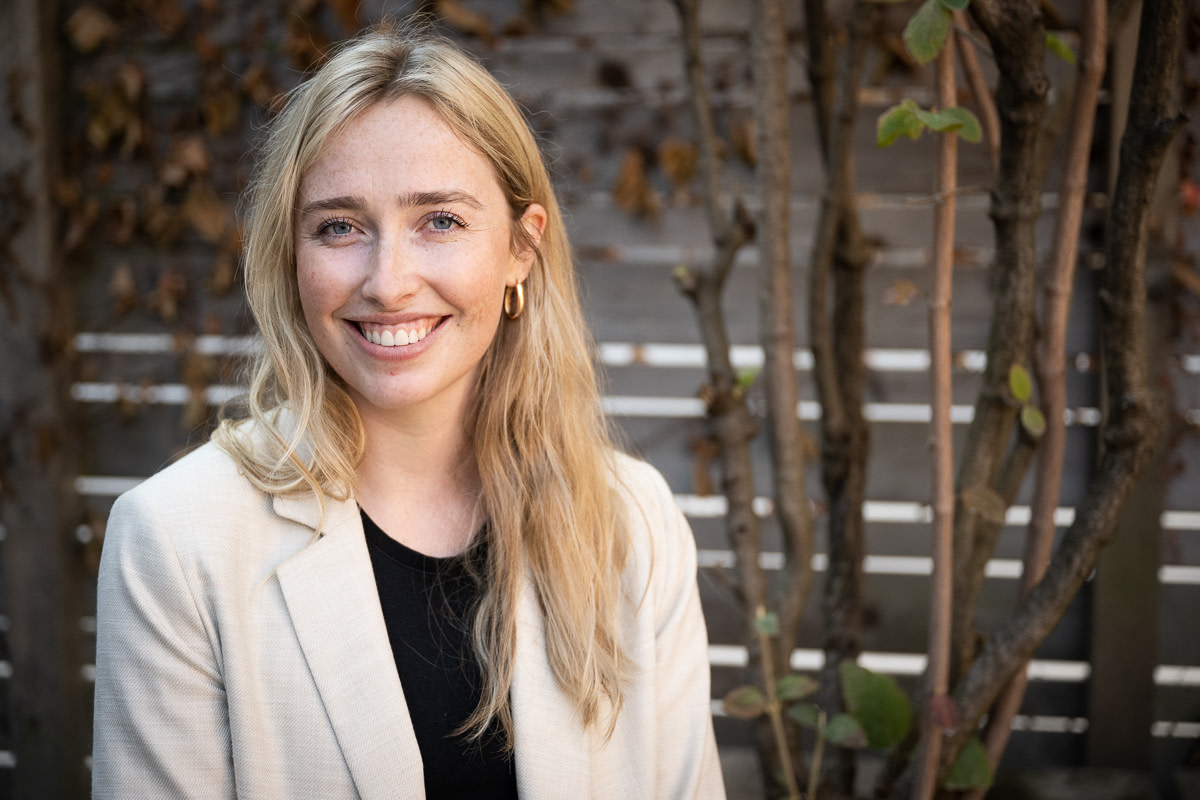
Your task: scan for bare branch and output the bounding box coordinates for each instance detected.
[753,0,813,667]
[949,0,1048,685]
[896,0,1181,790]
[972,0,1109,784]
[953,10,1000,174]
[912,34,959,800]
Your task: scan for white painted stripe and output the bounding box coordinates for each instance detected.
[601,395,706,417]
[75,475,143,496]
[72,333,1200,383]
[1161,565,1200,585]
[71,382,244,405]
[1163,511,1200,530]
[75,479,1200,541]
[74,332,257,356]
[1153,721,1200,738]
[698,550,1026,580]
[1155,665,1200,686]
[708,702,1196,738]
[681,496,1083,529]
[708,647,1099,683]
[709,648,1200,694]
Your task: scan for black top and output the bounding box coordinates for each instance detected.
[362,510,519,800]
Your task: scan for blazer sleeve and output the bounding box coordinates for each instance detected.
[641,465,727,800]
[92,486,236,799]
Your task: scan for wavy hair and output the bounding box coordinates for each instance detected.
[213,19,630,743]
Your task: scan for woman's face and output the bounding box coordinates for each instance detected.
[294,96,546,424]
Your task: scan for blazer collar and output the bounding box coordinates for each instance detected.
[274,493,426,800]
[272,489,593,799]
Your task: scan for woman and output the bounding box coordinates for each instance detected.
[92,20,724,800]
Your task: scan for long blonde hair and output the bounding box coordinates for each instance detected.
[213,20,630,742]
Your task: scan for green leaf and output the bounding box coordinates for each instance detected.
[939,0,970,9]
[1021,404,1047,438]
[1046,31,1077,65]
[1009,364,1033,402]
[825,713,870,748]
[940,107,982,142]
[960,485,1007,526]
[944,737,994,790]
[755,610,779,636]
[776,673,820,702]
[839,662,912,748]
[723,685,767,719]
[877,101,925,147]
[912,107,982,143]
[737,366,761,390]
[787,702,821,729]
[903,0,952,65]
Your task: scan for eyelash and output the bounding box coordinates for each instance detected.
[426,209,468,230]
[314,216,355,238]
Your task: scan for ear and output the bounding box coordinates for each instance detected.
[508,202,548,285]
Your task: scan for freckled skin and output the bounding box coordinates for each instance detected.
[294,96,545,431]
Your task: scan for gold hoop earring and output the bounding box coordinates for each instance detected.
[504,282,525,320]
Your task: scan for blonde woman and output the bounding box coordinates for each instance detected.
[92,20,724,800]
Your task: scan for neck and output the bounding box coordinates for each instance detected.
[352,399,482,558]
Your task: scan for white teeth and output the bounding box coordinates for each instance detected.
[363,323,433,347]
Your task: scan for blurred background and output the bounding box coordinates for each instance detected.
[2,0,1199,797]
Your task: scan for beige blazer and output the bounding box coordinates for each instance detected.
[92,441,725,799]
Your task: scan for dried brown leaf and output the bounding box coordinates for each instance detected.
[64,198,99,253]
[107,197,139,245]
[325,0,361,33]
[139,0,188,38]
[109,262,138,318]
[66,5,117,54]
[116,63,146,103]
[152,270,188,323]
[657,138,698,191]
[203,88,240,137]
[283,20,330,72]
[730,113,757,167]
[883,278,920,306]
[183,183,231,243]
[612,149,660,220]
[436,0,492,41]
[241,63,275,108]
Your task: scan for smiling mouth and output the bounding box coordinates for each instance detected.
[357,318,444,347]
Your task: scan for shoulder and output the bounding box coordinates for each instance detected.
[105,439,286,575]
[607,450,697,597]
[113,440,266,523]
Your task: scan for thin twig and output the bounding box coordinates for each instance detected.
[913,33,959,800]
[953,10,1000,173]
[758,606,801,800]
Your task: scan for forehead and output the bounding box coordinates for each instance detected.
[297,95,504,203]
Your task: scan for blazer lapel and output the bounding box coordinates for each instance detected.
[512,577,591,799]
[274,493,426,800]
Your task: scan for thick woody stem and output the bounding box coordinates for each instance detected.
[968,2,1108,790]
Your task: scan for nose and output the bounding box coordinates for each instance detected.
[361,235,420,307]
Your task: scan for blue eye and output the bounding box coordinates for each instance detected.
[318,217,355,237]
[427,210,467,232]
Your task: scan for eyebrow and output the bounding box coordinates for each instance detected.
[297,190,484,217]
